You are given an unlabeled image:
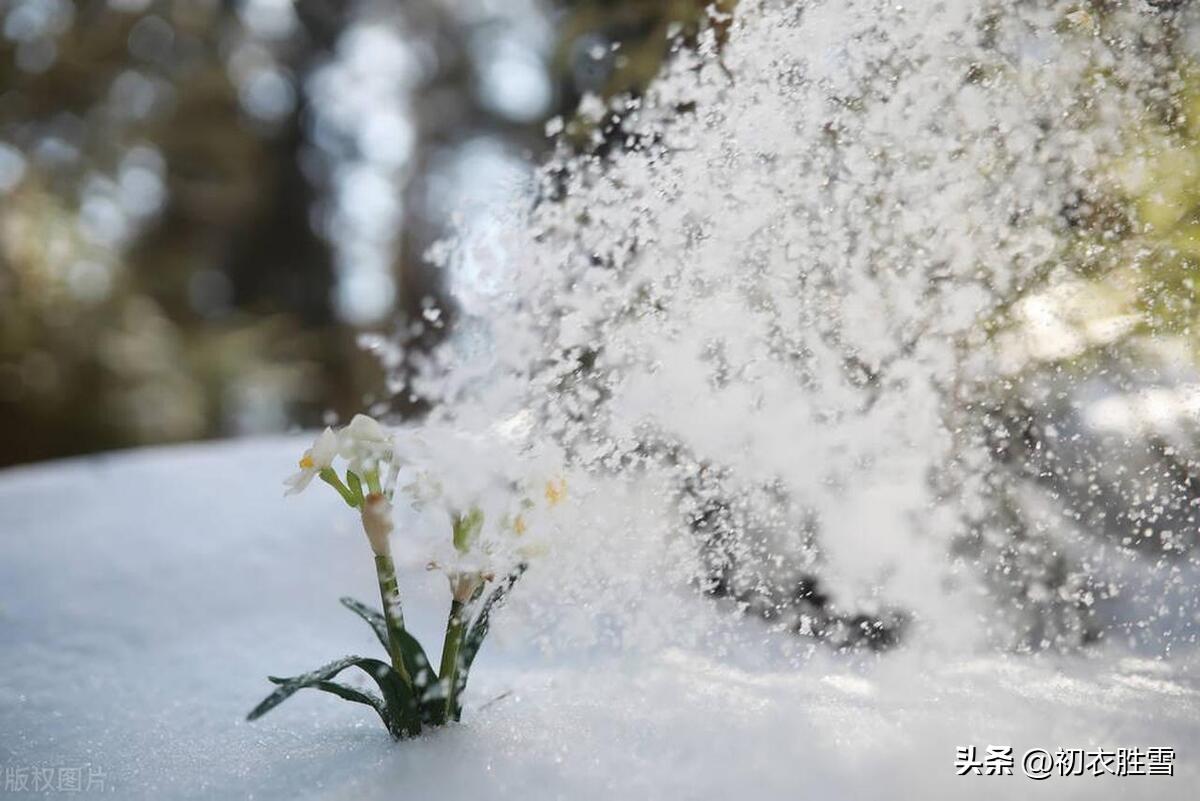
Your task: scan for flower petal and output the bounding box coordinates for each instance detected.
[311,427,339,466]
[284,468,317,495]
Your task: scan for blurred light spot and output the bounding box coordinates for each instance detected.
[16,39,56,73]
[4,0,72,43]
[304,19,427,326]
[0,143,27,193]
[110,70,165,121]
[127,15,174,64]
[340,24,418,86]
[358,108,413,167]
[67,260,113,304]
[336,270,395,325]
[238,67,296,122]
[118,146,166,218]
[33,135,79,167]
[79,188,129,248]
[334,164,401,240]
[477,44,551,123]
[237,0,297,40]
[4,5,43,41]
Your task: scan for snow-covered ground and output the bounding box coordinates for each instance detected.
[2,437,1198,800]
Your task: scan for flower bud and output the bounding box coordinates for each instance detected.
[447,571,491,604]
[360,493,394,556]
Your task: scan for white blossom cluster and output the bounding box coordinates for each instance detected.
[286,413,567,590]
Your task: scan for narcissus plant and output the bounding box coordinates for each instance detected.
[247,414,545,739]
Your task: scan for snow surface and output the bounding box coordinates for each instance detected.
[2,437,1199,800]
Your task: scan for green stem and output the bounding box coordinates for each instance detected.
[320,468,360,507]
[438,598,466,721]
[374,554,414,688]
[365,469,383,496]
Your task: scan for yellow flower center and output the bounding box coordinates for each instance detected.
[513,514,528,535]
[299,454,315,469]
[544,478,566,507]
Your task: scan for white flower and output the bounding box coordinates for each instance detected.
[338,414,394,477]
[284,428,339,495]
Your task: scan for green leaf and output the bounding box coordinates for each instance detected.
[461,563,527,671]
[362,657,422,739]
[247,655,422,738]
[339,596,390,653]
[418,680,450,726]
[339,597,435,694]
[249,655,369,720]
[268,677,389,725]
[394,627,436,693]
[452,563,527,717]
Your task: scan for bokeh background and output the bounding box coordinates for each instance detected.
[0,0,731,467]
[7,0,1200,498]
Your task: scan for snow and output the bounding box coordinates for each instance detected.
[1,437,1198,799]
[418,0,1176,656]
